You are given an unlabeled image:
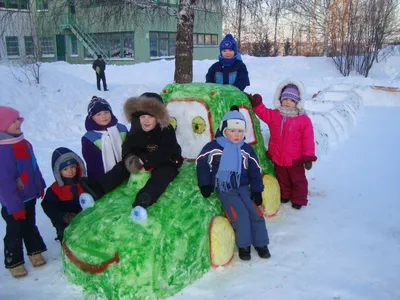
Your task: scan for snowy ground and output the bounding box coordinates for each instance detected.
[0,54,399,299]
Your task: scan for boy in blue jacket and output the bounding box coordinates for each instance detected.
[205,34,250,91]
[196,106,270,261]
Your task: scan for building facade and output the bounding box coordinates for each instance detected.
[0,0,222,64]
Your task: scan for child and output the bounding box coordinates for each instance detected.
[196,106,270,261]
[205,34,250,91]
[122,92,183,209]
[246,80,317,210]
[0,106,47,278]
[82,96,128,180]
[41,147,87,242]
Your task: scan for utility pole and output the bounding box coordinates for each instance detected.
[237,0,242,51]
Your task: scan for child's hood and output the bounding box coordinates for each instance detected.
[51,147,87,186]
[123,94,170,129]
[273,79,306,110]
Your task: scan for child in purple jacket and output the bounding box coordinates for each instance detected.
[81,96,128,180]
[0,106,47,278]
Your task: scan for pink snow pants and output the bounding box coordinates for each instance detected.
[275,164,308,206]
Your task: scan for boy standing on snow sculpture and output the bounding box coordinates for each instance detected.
[0,106,47,278]
[246,79,317,210]
[196,106,270,261]
[206,34,250,91]
[122,92,183,209]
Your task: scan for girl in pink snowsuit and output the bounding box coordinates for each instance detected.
[247,79,317,210]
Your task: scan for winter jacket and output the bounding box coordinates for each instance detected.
[82,116,128,179]
[0,133,46,214]
[253,79,317,167]
[92,58,106,76]
[206,59,250,91]
[41,148,86,225]
[122,95,183,171]
[196,131,263,193]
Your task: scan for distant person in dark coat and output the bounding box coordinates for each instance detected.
[206,34,250,91]
[92,54,108,91]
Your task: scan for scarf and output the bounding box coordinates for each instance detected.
[215,136,244,192]
[278,106,304,117]
[218,53,242,67]
[96,125,123,173]
[0,132,24,145]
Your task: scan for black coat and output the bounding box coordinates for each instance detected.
[92,58,106,76]
[122,124,183,170]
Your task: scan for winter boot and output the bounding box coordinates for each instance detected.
[9,264,28,278]
[29,253,46,267]
[79,177,105,200]
[292,203,302,210]
[281,198,290,203]
[238,246,251,261]
[254,245,271,259]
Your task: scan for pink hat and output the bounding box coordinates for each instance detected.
[0,106,21,132]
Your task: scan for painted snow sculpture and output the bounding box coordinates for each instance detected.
[62,83,279,300]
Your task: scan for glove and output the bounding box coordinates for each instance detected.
[13,209,26,220]
[251,192,263,206]
[63,213,77,224]
[200,185,214,198]
[304,162,313,170]
[244,92,263,107]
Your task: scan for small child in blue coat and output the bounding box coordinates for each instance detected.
[196,106,270,261]
[205,34,250,91]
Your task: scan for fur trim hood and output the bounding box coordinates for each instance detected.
[123,95,170,129]
[273,79,306,110]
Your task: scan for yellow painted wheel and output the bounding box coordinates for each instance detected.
[209,216,235,267]
[261,174,280,217]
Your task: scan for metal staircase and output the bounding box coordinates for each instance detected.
[61,14,110,63]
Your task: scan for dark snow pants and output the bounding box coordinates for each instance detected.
[96,73,107,91]
[135,165,178,207]
[1,199,46,268]
[217,186,269,248]
[275,164,308,206]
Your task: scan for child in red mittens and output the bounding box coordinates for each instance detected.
[246,80,317,210]
[0,106,47,278]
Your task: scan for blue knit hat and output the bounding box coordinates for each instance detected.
[219,34,238,54]
[59,158,78,172]
[219,106,246,138]
[87,96,112,118]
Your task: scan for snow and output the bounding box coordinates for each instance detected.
[1,54,400,299]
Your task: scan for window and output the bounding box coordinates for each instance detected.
[70,35,78,55]
[150,32,176,58]
[24,36,34,56]
[40,37,54,56]
[81,0,111,6]
[195,0,219,12]
[193,33,218,46]
[84,32,134,59]
[5,36,20,57]
[36,0,48,10]
[153,0,177,6]
[0,0,30,9]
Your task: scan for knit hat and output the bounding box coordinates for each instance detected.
[280,84,301,103]
[87,96,112,118]
[59,158,78,172]
[219,106,246,138]
[219,34,238,54]
[0,106,22,132]
[97,54,102,59]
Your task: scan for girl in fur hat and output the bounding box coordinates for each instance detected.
[246,79,317,210]
[122,92,183,209]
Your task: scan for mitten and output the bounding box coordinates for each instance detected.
[200,185,214,198]
[304,161,313,170]
[13,209,26,220]
[251,94,263,107]
[251,192,263,206]
[124,154,143,174]
[63,213,77,224]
